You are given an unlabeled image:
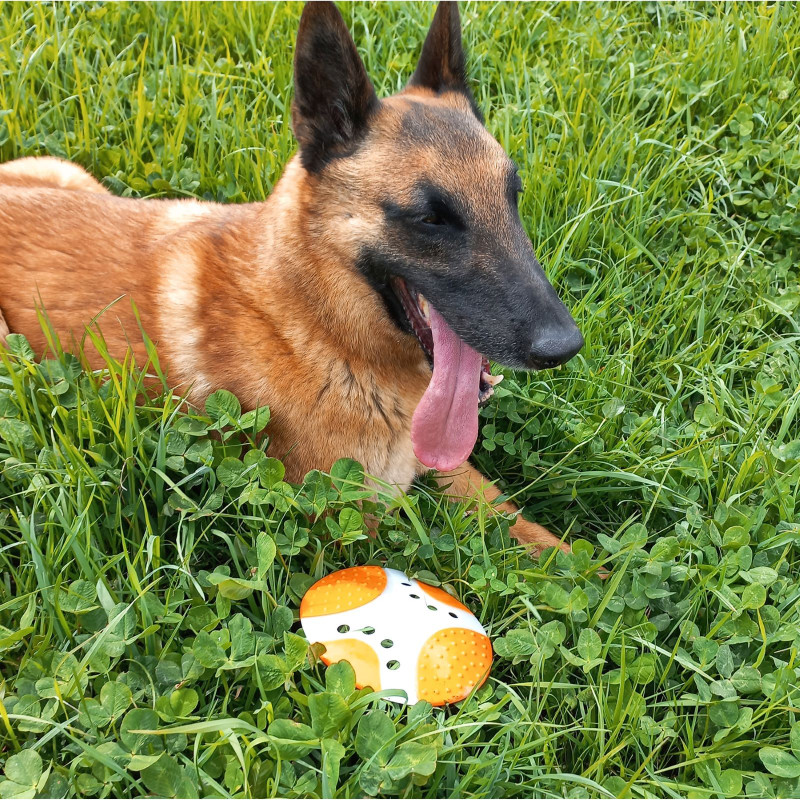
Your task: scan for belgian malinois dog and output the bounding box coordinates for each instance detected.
[0,2,583,553]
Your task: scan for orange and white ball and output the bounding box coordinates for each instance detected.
[300,566,492,705]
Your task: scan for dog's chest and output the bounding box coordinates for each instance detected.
[326,369,423,489]
[165,358,423,494]
[265,358,428,494]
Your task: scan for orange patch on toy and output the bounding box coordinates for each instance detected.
[300,566,387,617]
[418,582,470,612]
[320,638,382,691]
[417,628,492,705]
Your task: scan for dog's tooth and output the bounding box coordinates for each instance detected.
[418,295,430,320]
[485,372,504,386]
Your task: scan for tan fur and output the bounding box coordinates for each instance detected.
[0,156,109,194]
[0,121,566,553]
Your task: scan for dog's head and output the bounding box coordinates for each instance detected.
[291,1,583,470]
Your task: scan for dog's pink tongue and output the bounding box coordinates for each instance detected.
[411,305,482,471]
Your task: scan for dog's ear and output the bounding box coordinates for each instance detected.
[292,1,377,172]
[408,1,468,94]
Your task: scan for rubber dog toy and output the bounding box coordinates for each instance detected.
[300,566,492,705]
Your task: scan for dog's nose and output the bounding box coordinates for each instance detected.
[528,321,584,369]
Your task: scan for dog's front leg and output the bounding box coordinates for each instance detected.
[433,462,569,555]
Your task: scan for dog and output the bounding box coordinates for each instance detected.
[0,1,583,553]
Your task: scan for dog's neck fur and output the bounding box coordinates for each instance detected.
[245,158,423,373]
[153,155,430,485]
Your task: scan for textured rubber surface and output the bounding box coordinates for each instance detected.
[299,566,387,617]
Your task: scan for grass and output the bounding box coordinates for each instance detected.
[1,1,800,797]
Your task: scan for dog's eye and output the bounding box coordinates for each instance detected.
[421,212,445,226]
[510,168,523,207]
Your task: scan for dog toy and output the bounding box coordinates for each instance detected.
[300,566,492,705]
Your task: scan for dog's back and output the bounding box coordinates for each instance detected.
[0,158,221,366]
[1,178,160,363]
[0,156,108,193]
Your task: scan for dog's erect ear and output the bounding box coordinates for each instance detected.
[292,1,377,172]
[408,1,468,94]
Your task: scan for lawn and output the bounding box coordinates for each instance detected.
[1,1,800,798]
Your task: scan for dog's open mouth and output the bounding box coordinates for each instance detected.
[392,278,503,405]
[390,277,503,471]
